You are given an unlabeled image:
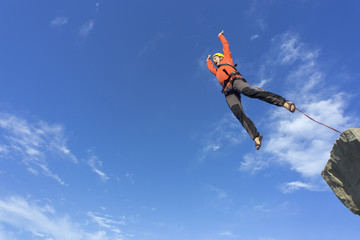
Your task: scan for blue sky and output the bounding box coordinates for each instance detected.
[1,0,360,239]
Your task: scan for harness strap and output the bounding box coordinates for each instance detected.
[221,77,247,94]
[217,63,238,69]
[218,63,245,93]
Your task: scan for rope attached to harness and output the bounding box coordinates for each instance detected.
[293,107,342,134]
[246,82,342,134]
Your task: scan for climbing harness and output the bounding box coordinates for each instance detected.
[217,63,246,93]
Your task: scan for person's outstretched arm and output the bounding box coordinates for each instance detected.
[218,31,232,59]
[206,54,216,75]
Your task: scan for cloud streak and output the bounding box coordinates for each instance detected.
[0,196,82,240]
[280,181,327,194]
[218,231,237,237]
[80,20,95,38]
[50,17,68,27]
[207,185,228,200]
[250,34,260,40]
[87,211,126,235]
[0,196,130,240]
[197,113,245,162]
[0,112,77,185]
[86,149,109,182]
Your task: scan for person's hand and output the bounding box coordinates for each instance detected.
[207,54,211,61]
[218,30,224,37]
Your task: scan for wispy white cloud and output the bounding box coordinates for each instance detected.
[256,78,269,88]
[0,113,77,185]
[272,32,306,65]
[251,34,260,40]
[80,20,95,38]
[264,95,351,178]
[206,185,228,200]
[219,231,237,237]
[0,196,82,240]
[95,2,101,15]
[87,211,126,234]
[50,17,68,27]
[280,181,327,194]
[254,204,271,213]
[0,144,9,154]
[86,150,109,182]
[239,153,269,174]
[239,31,357,190]
[250,200,297,217]
[264,32,353,177]
[197,113,245,162]
[0,196,131,240]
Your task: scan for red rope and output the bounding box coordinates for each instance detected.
[246,82,342,134]
[294,107,342,134]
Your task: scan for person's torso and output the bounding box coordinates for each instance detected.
[216,57,242,87]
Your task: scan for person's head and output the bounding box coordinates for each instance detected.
[212,53,224,66]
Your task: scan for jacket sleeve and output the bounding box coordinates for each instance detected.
[219,34,232,59]
[207,59,217,75]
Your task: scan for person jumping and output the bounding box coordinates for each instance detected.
[206,30,295,150]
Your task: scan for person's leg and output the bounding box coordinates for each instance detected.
[232,79,286,106]
[225,92,260,140]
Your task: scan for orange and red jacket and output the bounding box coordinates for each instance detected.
[206,34,243,88]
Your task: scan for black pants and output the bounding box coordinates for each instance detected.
[225,78,286,140]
